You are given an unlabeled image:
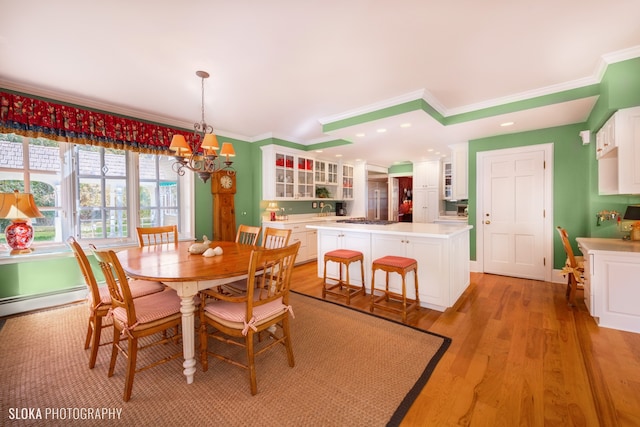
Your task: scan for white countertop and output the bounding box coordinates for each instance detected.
[262,214,355,225]
[307,221,472,238]
[576,237,640,254]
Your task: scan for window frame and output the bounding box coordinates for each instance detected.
[0,134,194,259]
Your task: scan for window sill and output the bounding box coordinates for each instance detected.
[0,237,195,265]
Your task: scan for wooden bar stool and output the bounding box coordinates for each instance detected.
[322,249,365,305]
[370,256,419,323]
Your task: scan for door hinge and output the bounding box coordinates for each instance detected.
[543,160,546,169]
[543,209,546,218]
[543,257,546,266]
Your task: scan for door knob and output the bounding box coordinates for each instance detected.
[485,220,491,224]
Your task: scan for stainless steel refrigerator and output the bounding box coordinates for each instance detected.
[367,175,389,220]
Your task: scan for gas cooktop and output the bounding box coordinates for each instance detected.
[336,218,397,225]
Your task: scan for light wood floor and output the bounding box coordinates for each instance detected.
[290,261,640,427]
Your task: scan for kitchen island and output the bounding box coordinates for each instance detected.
[307,221,472,312]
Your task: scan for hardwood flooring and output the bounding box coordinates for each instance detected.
[290,262,640,427]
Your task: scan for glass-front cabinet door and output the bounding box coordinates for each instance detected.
[297,156,314,198]
[275,152,295,198]
[327,162,338,185]
[342,164,354,199]
[314,160,327,183]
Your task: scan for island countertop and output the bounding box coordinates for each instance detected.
[307,221,473,238]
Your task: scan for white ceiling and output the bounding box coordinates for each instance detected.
[1,0,640,167]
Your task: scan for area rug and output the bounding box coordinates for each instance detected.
[0,292,450,426]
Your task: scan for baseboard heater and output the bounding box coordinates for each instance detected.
[0,286,86,318]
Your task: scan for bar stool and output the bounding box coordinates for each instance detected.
[322,249,365,305]
[370,256,419,323]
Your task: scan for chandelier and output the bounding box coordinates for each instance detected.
[169,70,235,183]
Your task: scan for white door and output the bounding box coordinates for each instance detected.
[479,145,550,280]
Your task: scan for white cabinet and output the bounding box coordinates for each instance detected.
[450,142,468,200]
[597,106,640,195]
[443,162,452,199]
[412,160,441,223]
[263,220,320,264]
[341,164,354,200]
[412,188,439,223]
[296,155,315,199]
[313,224,471,312]
[577,238,640,333]
[413,160,440,189]
[317,229,371,286]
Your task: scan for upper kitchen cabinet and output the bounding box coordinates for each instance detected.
[261,144,352,200]
[598,107,640,195]
[342,164,354,200]
[413,160,440,189]
[450,142,468,200]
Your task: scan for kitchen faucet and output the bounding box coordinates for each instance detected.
[320,203,333,216]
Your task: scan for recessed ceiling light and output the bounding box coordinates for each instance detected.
[377,128,387,133]
[500,121,514,127]
[427,148,434,152]
[400,123,411,128]
[315,150,323,153]
[355,158,362,162]
[356,133,365,137]
[335,154,342,157]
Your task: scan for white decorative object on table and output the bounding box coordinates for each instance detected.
[188,235,211,254]
[203,246,223,257]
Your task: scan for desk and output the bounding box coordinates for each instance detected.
[576,238,640,333]
[117,240,256,383]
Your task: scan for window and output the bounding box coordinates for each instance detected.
[0,133,193,252]
[0,134,63,244]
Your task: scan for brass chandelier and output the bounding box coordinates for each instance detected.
[169,71,235,183]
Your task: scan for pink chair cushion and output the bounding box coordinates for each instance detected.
[96,279,164,304]
[111,288,181,326]
[325,249,363,260]
[373,256,417,269]
[204,298,288,328]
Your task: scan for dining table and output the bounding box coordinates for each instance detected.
[116,240,257,384]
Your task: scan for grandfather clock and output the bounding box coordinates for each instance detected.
[211,171,236,241]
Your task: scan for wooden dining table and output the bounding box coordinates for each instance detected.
[116,240,257,384]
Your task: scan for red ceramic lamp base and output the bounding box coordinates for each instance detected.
[5,219,35,255]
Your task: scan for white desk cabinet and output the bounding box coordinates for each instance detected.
[576,238,640,333]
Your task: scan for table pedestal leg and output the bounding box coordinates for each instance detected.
[178,291,197,384]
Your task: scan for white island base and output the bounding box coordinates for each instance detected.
[308,222,472,312]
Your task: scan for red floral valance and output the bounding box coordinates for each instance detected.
[0,90,191,153]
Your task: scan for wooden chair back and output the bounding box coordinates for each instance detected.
[136,225,178,247]
[236,224,261,245]
[556,226,578,268]
[67,236,103,309]
[246,241,301,318]
[91,246,137,324]
[262,227,291,249]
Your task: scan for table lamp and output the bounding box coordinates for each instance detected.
[623,205,640,241]
[266,202,279,221]
[0,190,44,255]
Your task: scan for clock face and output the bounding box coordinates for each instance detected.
[220,175,233,189]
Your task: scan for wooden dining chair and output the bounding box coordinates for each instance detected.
[91,246,183,402]
[221,227,292,295]
[136,225,178,247]
[199,241,301,395]
[556,226,585,306]
[236,224,261,245]
[262,227,291,249]
[66,237,165,369]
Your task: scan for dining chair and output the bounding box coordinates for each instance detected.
[91,246,183,402]
[556,226,585,306]
[66,237,165,369]
[199,241,301,395]
[236,224,261,246]
[136,225,178,247]
[262,227,291,249]
[222,227,292,295]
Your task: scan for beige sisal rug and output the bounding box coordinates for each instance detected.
[0,292,450,426]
